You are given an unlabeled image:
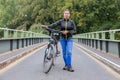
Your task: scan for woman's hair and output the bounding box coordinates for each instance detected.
[64,9,70,13]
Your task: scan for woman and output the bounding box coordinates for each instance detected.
[42,9,76,72]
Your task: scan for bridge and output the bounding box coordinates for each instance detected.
[0,28,120,80]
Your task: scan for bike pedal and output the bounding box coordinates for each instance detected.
[56,54,60,57]
[47,57,51,60]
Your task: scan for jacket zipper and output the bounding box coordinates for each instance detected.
[65,19,67,39]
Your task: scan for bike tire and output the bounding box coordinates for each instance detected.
[43,44,54,73]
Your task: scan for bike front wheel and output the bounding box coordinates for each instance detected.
[43,44,54,73]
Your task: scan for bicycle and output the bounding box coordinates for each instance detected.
[42,27,61,74]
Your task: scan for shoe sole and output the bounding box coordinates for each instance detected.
[67,70,74,72]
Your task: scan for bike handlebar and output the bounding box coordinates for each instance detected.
[42,27,63,33]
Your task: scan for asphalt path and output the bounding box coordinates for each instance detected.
[0,43,120,80]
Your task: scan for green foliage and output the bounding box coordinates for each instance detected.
[115,32,120,40]
[29,23,43,33]
[0,0,120,34]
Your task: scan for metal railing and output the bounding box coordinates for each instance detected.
[74,29,120,40]
[0,28,49,39]
[73,29,120,58]
[0,28,50,53]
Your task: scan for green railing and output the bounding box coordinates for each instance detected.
[0,28,49,39]
[74,29,120,40]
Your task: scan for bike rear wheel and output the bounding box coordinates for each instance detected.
[43,44,54,73]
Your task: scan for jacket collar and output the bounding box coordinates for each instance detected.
[63,18,70,21]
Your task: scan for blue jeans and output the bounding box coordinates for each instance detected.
[60,38,73,67]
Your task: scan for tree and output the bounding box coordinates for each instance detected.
[0,0,120,33]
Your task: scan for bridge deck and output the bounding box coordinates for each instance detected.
[0,43,120,80]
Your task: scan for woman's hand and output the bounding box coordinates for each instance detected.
[62,30,69,35]
[41,25,47,28]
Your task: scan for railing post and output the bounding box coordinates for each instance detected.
[93,33,96,38]
[4,29,8,38]
[21,31,24,38]
[102,32,106,39]
[10,40,13,51]
[13,31,17,38]
[88,34,90,38]
[92,33,95,39]
[85,34,87,38]
[90,34,92,38]
[26,32,29,38]
[30,33,33,37]
[96,33,99,39]
[118,42,120,58]
[110,31,115,40]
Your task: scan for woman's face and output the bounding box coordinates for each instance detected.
[64,10,70,19]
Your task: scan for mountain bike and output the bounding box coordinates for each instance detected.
[42,27,61,74]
